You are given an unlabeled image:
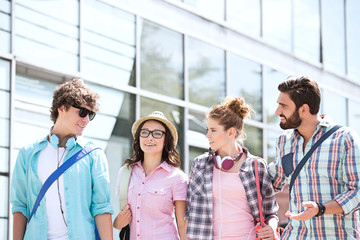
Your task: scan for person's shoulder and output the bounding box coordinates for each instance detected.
[194,152,210,162]
[245,151,267,167]
[19,136,47,154]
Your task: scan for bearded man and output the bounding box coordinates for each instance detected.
[269,75,360,239]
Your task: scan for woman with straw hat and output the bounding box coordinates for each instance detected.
[113,111,188,240]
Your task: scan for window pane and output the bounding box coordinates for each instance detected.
[293,0,320,63]
[0,147,9,173]
[0,119,9,147]
[227,53,262,121]
[100,91,135,237]
[244,125,263,158]
[14,0,79,72]
[183,0,225,20]
[0,59,10,91]
[267,130,280,163]
[0,0,11,53]
[262,0,292,51]
[226,0,260,37]
[322,90,347,125]
[188,38,225,107]
[0,176,8,217]
[346,0,360,80]
[188,110,208,149]
[349,100,360,135]
[83,0,136,86]
[189,146,207,170]
[263,68,287,128]
[0,91,9,119]
[140,20,184,99]
[321,0,346,74]
[0,218,7,240]
[15,75,57,107]
[140,97,184,167]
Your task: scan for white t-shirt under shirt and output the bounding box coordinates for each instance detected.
[37,143,69,240]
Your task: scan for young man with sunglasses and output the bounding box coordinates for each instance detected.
[10,79,113,240]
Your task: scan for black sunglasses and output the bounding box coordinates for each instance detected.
[72,105,96,121]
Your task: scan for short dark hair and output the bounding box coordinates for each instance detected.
[50,78,99,123]
[278,76,321,114]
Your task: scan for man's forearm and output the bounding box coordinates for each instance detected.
[324,200,344,215]
[95,213,113,240]
[13,212,27,240]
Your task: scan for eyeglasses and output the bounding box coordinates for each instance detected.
[140,129,166,139]
[72,105,96,121]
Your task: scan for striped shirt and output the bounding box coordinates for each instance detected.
[269,119,360,240]
[187,150,278,240]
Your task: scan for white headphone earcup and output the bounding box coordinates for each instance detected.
[216,155,222,169]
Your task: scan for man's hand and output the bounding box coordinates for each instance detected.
[285,201,319,221]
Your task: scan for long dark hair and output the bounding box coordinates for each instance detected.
[125,120,181,167]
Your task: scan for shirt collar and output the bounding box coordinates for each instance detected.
[135,160,172,172]
[293,114,333,138]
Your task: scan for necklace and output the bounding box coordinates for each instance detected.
[57,147,68,227]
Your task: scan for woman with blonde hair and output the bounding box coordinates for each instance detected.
[186,96,279,240]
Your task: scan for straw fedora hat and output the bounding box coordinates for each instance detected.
[131,111,178,146]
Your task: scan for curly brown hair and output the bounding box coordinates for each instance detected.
[208,96,253,140]
[50,78,99,123]
[125,120,181,167]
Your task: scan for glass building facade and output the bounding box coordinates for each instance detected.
[1,0,360,238]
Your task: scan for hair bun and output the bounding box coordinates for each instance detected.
[223,96,251,119]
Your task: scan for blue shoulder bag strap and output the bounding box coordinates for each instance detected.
[288,125,341,196]
[28,144,99,220]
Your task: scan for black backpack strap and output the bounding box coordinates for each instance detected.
[288,125,341,195]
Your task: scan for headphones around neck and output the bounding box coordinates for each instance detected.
[49,132,76,150]
[210,147,244,170]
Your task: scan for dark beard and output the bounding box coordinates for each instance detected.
[280,109,302,130]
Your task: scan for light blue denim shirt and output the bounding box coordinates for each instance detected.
[10,136,113,240]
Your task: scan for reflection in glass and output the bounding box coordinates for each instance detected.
[0,148,9,173]
[140,20,183,99]
[322,90,347,126]
[0,59,10,91]
[321,0,345,74]
[262,0,292,51]
[227,53,262,121]
[189,146,207,171]
[102,91,135,239]
[188,38,225,107]
[0,0,11,53]
[293,0,320,63]
[346,0,360,80]
[226,0,260,37]
[267,130,280,163]
[244,125,263,158]
[0,119,9,147]
[0,176,8,217]
[15,75,57,107]
[83,0,136,86]
[14,0,79,72]
[183,0,224,20]
[349,100,360,136]
[188,110,208,149]
[0,218,7,240]
[140,97,184,167]
[263,67,287,128]
[0,91,9,119]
